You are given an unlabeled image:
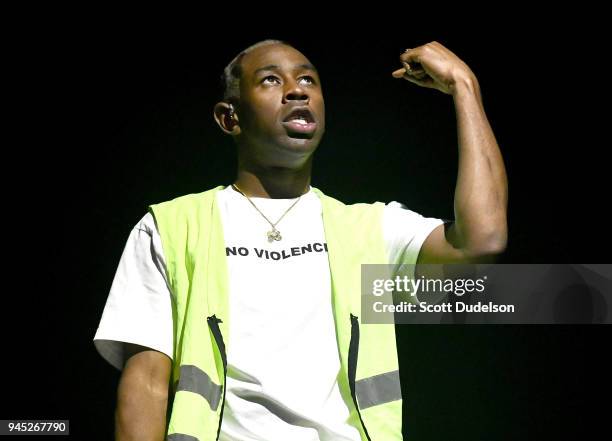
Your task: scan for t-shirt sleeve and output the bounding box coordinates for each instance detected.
[93,212,174,370]
[383,201,446,266]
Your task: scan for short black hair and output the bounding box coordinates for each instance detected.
[221,39,290,101]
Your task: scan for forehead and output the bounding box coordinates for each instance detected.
[241,44,315,76]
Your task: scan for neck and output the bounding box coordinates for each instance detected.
[234,159,313,199]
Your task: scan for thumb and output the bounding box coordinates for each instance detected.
[392,67,406,78]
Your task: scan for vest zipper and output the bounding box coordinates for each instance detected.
[207,315,227,441]
[348,313,372,441]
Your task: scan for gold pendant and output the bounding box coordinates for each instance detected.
[267,229,282,242]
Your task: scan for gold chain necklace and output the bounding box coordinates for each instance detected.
[232,184,303,242]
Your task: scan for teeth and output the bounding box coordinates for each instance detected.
[291,118,308,124]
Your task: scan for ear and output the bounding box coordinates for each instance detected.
[213,102,241,136]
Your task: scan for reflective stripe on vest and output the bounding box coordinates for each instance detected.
[356,369,402,409]
[167,434,200,441]
[176,365,222,411]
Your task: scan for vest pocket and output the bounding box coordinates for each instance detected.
[349,313,373,441]
[207,314,227,441]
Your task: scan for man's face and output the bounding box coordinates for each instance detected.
[236,44,325,168]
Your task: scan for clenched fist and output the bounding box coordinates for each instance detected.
[392,41,477,95]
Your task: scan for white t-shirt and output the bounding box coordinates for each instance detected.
[93,185,443,441]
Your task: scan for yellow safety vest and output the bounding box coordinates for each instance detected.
[150,186,403,441]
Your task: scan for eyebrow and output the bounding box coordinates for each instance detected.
[254,63,318,76]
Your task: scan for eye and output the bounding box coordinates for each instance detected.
[262,75,281,85]
[299,76,315,85]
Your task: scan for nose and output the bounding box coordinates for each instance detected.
[283,79,309,104]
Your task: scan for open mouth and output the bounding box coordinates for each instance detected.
[282,107,317,136]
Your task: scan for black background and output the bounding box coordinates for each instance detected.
[3,16,609,440]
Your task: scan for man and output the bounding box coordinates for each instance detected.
[94,39,507,440]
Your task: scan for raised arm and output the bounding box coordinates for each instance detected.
[116,343,172,441]
[392,41,508,263]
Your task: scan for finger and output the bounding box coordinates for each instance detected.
[402,61,427,76]
[400,48,422,65]
[404,61,425,72]
[408,69,429,81]
[391,67,420,78]
[393,67,432,86]
[392,67,406,78]
[393,64,430,81]
[402,74,435,88]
